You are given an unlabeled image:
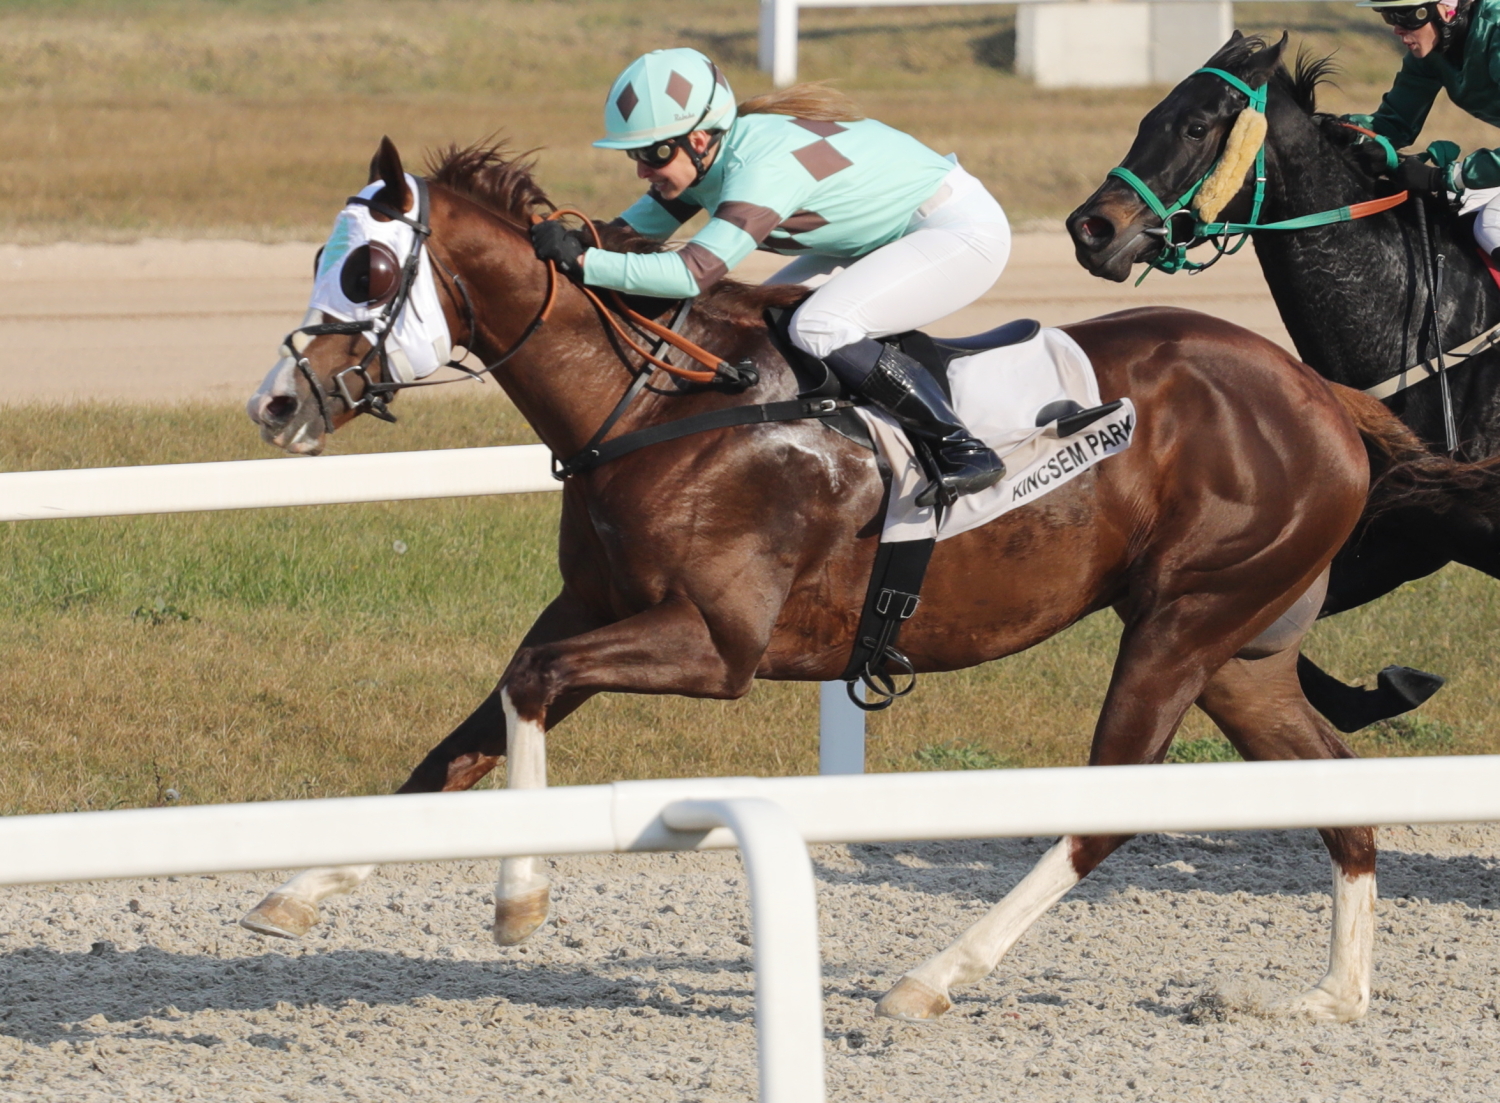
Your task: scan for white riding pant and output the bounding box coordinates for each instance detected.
[1469,186,1500,257]
[767,162,1012,360]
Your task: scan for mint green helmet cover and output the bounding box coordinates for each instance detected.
[595,48,736,150]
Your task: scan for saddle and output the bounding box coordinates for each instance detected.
[766,306,1039,397]
[764,307,1128,710]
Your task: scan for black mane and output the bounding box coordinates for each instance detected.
[1202,33,1337,114]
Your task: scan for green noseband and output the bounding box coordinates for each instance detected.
[1106,67,1269,279]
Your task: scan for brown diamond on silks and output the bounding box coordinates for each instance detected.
[792,118,847,138]
[615,83,640,122]
[777,209,830,235]
[791,140,853,182]
[665,70,694,109]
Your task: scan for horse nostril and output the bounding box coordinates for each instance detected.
[265,395,298,425]
[1075,216,1116,249]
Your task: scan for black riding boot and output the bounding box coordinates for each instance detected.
[826,338,1005,507]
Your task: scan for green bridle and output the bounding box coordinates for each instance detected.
[1107,66,1404,281]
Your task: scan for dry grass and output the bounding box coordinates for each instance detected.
[3,4,1499,811]
[0,1,1490,239]
[3,399,1499,814]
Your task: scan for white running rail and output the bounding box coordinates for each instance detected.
[3,756,1499,1102]
[0,446,870,769]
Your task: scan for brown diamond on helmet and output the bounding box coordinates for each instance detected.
[615,83,640,122]
[665,70,694,110]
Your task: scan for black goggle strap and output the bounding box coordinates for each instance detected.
[1382,4,1433,26]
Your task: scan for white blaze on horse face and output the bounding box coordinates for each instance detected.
[246,354,299,427]
[904,836,1082,994]
[1290,864,1375,1022]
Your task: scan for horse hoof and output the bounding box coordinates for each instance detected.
[492,886,550,946]
[874,976,952,1022]
[1286,984,1367,1023]
[239,893,319,939]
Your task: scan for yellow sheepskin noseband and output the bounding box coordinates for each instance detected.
[1192,108,1268,224]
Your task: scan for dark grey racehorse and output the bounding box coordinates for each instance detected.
[1068,33,1499,731]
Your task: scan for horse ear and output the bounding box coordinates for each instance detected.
[369,136,413,214]
[1247,32,1290,83]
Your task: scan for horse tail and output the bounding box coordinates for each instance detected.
[1329,383,1500,521]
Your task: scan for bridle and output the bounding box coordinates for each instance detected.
[1106,67,1409,280]
[287,178,758,441]
[279,176,494,434]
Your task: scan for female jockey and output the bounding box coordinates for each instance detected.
[529,47,1011,504]
[1358,0,1500,259]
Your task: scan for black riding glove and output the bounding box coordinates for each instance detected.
[1394,156,1449,196]
[529,220,588,280]
[1352,140,1394,178]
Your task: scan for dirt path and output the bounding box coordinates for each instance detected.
[1,824,1496,1100]
[0,235,1292,407]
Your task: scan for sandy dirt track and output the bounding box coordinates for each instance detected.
[0,234,1294,406]
[2,826,1498,1101]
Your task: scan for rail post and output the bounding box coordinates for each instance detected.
[818,681,865,775]
[661,797,826,1103]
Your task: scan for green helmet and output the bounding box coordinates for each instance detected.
[595,48,736,151]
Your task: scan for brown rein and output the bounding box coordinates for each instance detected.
[541,208,735,386]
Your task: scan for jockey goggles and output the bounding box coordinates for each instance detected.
[1380,4,1437,28]
[626,139,686,168]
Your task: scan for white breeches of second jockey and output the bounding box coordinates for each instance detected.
[1467,186,1500,257]
[767,162,1012,360]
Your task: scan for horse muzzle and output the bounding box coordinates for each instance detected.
[1066,189,1159,283]
[247,356,328,455]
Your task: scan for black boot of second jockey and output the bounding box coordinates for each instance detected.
[825,339,1005,507]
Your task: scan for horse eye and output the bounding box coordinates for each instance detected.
[339,243,401,306]
[1186,122,1209,141]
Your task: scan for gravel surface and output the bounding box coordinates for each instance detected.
[2,824,1498,1101]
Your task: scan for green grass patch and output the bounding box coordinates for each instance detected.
[1367,714,1458,754]
[911,741,1016,771]
[1167,736,1241,764]
[3,402,1499,813]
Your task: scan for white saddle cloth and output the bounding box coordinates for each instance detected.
[858,326,1136,543]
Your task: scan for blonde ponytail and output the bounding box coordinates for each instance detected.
[736,82,864,123]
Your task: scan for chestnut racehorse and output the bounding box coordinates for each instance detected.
[244,137,1431,1022]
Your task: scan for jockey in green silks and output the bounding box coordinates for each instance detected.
[1356,0,1500,260]
[528,47,1010,505]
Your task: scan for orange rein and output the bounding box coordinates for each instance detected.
[1334,121,1412,220]
[540,208,730,385]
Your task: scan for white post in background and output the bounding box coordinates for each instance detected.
[1149,1,1234,84]
[819,681,865,775]
[761,0,800,87]
[1018,3,1152,88]
[767,0,1242,92]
